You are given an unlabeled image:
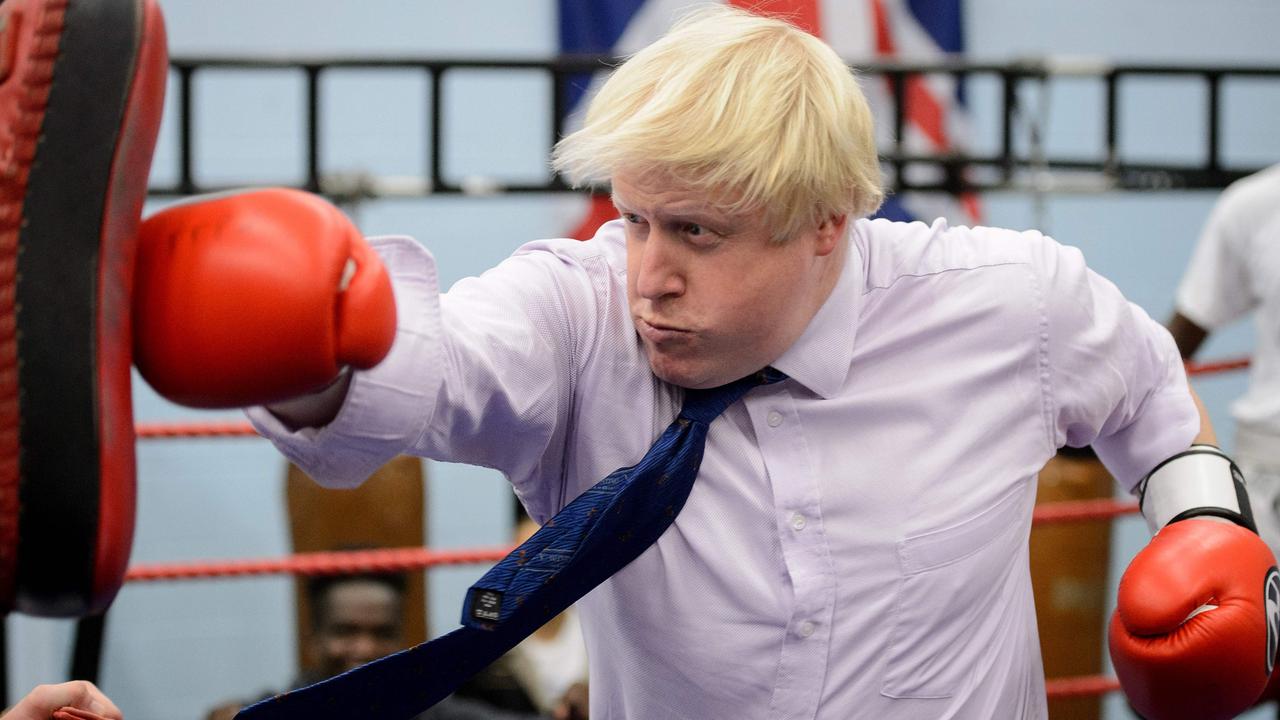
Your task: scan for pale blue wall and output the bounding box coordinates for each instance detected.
[7,2,1280,718]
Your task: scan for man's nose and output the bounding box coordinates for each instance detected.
[635,231,685,300]
[348,633,386,663]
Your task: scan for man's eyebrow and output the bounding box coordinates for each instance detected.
[662,206,731,226]
[608,195,730,226]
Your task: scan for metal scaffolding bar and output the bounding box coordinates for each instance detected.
[154,56,1280,199]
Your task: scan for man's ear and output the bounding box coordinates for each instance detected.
[813,214,848,257]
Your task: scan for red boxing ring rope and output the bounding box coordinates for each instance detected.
[136,421,258,438]
[126,355,1251,702]
[1186,357,1251,376]
[1032,498,1139,524]
[125,546,515,582]
[1045,675,1123,699]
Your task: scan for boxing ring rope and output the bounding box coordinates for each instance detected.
[1185,357,1251,375]
[1045,676,1123,699]
[124,355,1250,702]
[135,420,258,438]
[124,546,515,582]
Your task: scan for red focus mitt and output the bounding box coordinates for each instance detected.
[0,0,166,616]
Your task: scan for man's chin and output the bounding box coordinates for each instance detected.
[646,354,728,389]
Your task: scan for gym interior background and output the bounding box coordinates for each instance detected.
[8,1,1280,718]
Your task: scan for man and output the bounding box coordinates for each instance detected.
[1166,164,1280,717]
[304,572,411,683]
[205,573,548,720]
[133,7,1277,719]
[1167,164,1280,555]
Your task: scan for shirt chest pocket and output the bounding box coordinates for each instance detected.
[880,481,1033,699]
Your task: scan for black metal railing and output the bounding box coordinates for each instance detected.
[152,55,1280,198]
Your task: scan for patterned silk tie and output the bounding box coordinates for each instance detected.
[237,368,787,720]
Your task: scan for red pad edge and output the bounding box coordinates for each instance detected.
[90,0,167,615]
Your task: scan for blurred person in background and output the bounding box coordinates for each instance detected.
[1167,163,1280,716]
[206,571,546,720]
[458,503,589,720]
[1167,164,1280,558]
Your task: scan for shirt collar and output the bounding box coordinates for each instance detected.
[771,230,863,399]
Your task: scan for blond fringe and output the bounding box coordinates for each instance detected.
[552,5,884,241]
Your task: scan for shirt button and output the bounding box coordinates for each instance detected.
[791,513,807,531]
[767,411,783,427]
[799,621,816,638]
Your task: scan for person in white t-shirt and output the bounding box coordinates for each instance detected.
[1168,164,1280,556]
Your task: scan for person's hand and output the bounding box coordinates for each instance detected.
[1,681,122,720]
[552,681,588,720]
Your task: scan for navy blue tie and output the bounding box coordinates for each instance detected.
[237,368,787,720]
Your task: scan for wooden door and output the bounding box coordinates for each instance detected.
[286,455,427,671]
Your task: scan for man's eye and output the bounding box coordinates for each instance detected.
[683,223,705,236]
[622,213,645,224]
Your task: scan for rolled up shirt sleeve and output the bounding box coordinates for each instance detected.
[248,234,609,495]
[1038,236,1200,490]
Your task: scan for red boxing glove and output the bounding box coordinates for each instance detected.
[1109,445,1280,720]
[133,188,397,408]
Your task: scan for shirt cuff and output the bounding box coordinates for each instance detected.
[246,235,443,488]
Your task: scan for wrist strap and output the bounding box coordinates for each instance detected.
[1137,444,1256,534]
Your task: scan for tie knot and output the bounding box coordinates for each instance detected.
[680,367,788,424]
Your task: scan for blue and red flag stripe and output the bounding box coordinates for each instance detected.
[556,0,980,238]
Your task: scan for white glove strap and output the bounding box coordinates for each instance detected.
[1138,444,1255,535]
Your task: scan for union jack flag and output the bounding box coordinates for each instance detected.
[556,0,983,238]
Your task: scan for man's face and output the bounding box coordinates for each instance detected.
[615,168,845,389]
[312,580,404,676]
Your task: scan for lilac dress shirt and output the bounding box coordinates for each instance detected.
[248,217,1199,720]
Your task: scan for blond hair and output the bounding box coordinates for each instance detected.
[552,4,884,240]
